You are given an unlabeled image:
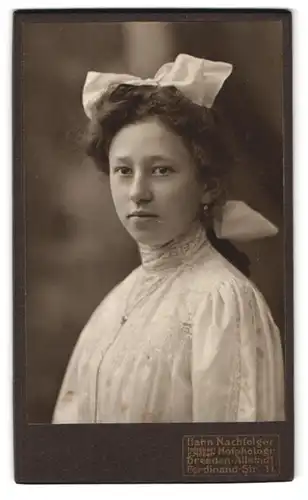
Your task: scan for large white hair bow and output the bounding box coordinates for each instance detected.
[82,53,278,241]
[83,53,233,119]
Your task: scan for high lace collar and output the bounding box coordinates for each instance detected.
[138,222,209,272]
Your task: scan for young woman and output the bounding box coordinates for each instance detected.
[53,54,285,423]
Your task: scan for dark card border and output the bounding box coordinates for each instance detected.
[13,8,293,484]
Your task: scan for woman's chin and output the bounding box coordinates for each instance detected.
[130,232,168,247]
[125,226,171,248]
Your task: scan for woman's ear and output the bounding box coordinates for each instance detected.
[201,178,221,205]
[201,188,212,205]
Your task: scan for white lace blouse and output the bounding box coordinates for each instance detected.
[52,223,285,423]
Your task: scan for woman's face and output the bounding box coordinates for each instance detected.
[109,117,209,247]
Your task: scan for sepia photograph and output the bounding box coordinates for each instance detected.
[13,9,293,483]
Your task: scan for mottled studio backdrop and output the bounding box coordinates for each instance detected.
[21,20,285,422]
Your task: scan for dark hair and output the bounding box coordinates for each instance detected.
[85,83,250,276]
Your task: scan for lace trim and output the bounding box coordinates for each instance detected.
[138,222,208,271]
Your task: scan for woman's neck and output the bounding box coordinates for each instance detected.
[138,221,208,272]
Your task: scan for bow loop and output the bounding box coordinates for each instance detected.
[213,201,278,241]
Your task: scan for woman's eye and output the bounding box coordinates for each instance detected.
[113,166,133,176]
[152,166,174,176]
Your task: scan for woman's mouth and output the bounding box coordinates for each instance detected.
[128,211,158,219]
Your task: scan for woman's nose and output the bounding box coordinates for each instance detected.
[130,173,153,204]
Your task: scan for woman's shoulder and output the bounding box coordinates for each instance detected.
[188,247,276,330]
[189,245,263,303]
[87,265,142,321]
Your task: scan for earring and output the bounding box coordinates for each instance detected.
[203,204,209,215]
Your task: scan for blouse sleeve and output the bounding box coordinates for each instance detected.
[52,296,112,423]
[52,271,138,424]
[191,278,285,422]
